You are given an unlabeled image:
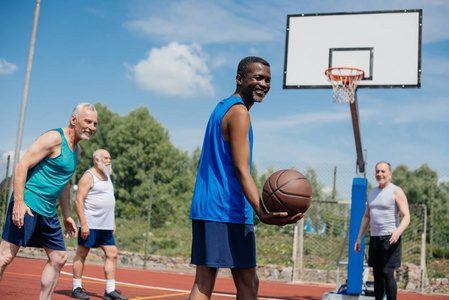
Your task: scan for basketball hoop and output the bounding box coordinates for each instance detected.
[325,67,365,104]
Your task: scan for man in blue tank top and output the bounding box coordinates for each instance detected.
[0,103,97,300]
[188,57,304,300]
[354,162,410,300]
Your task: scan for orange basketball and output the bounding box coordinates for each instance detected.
[262,169,313,216]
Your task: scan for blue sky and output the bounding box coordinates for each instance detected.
[1,0,448,197]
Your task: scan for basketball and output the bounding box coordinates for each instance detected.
[262,169,313,216]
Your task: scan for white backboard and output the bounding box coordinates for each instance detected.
[283,9,422,89]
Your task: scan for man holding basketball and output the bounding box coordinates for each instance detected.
[70,149,127,300]
[0,103,97,300]
[188,56,304,300]
[354,162,410,300]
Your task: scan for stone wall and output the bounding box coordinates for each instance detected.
[17,247,448,294]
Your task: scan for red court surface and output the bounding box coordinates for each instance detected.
[0,257,447,299]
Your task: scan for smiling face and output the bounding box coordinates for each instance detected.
[375,162,392,188]
[72,107,97,141]
[237,62,271,104]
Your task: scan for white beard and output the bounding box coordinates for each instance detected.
[79,132,92,141]
[98,162,113,177]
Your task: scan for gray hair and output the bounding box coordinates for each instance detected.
[376,161,392,171]
[93,149,102,164]
[71,103,97,119]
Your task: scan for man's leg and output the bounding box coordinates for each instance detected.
[72,245,90,286]
[372,266,385,300]
[383,267,397,300]
[73,245,90,279]
[40,247,68,300]
[231,267,258,300]
[101,245,118,291]
[189,265,218,300]
[0,239,20,280]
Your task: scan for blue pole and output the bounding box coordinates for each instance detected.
[346,177,367,294]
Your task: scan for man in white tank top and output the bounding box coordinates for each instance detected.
[354,162,410,300]
[70,149,127,300]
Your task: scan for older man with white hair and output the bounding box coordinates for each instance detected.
[0,103,97,300]
[70,149,127,300]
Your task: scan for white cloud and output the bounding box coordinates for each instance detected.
[124,0,278,44]
[0,58,18,75]
[126,42,214,98]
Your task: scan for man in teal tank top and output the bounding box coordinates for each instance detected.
[188,57,304,300]
[0,103,98,300]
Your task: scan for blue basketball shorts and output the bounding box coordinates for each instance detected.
[78,228,115,248]
[191,219,256,268]
[2,200,66,251]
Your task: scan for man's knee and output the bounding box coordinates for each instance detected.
[58,251,68,265]
[0,251,15,266]
[383,267,396,278]
[232,268,259,295]
[193,265,218,296]
[0,240,19,267]
[75,245,90,260]
[254,274,259,291]
[103,246,118,260]
[48,249,68,267]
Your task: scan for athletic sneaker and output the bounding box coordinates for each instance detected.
[70,287,90,299]
[103,289,128,300]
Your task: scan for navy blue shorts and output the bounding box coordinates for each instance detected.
[78,228,115,248]
[368,235,402,268]
[191,219,256,268]
[1,200,66,251]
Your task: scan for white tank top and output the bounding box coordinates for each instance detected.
[77,169,115,230]
[368,183,400,236]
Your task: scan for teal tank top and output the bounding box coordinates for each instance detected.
[190,97,254,224]
[23,128,78,217]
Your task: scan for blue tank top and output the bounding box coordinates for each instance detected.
[190,97,254,224]
[23,128,78,217]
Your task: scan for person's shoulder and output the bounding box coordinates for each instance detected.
[228,102,248,115]
[42,129,62,138]
[392,183,404,193]
[389,183,402,191]
[368,186,379,193]
[78,169,94,185]
[35,129,63,147]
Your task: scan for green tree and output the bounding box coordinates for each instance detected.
[392,163,449,257]
[74,103,196,229]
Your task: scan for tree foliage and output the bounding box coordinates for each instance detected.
[393,163,449,256]
[75,103,196,228]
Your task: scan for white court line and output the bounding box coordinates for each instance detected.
[60,270,289,300]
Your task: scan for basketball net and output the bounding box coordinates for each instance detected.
[325,67,365,104]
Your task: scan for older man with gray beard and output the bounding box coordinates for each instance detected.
[70,149,127,300]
